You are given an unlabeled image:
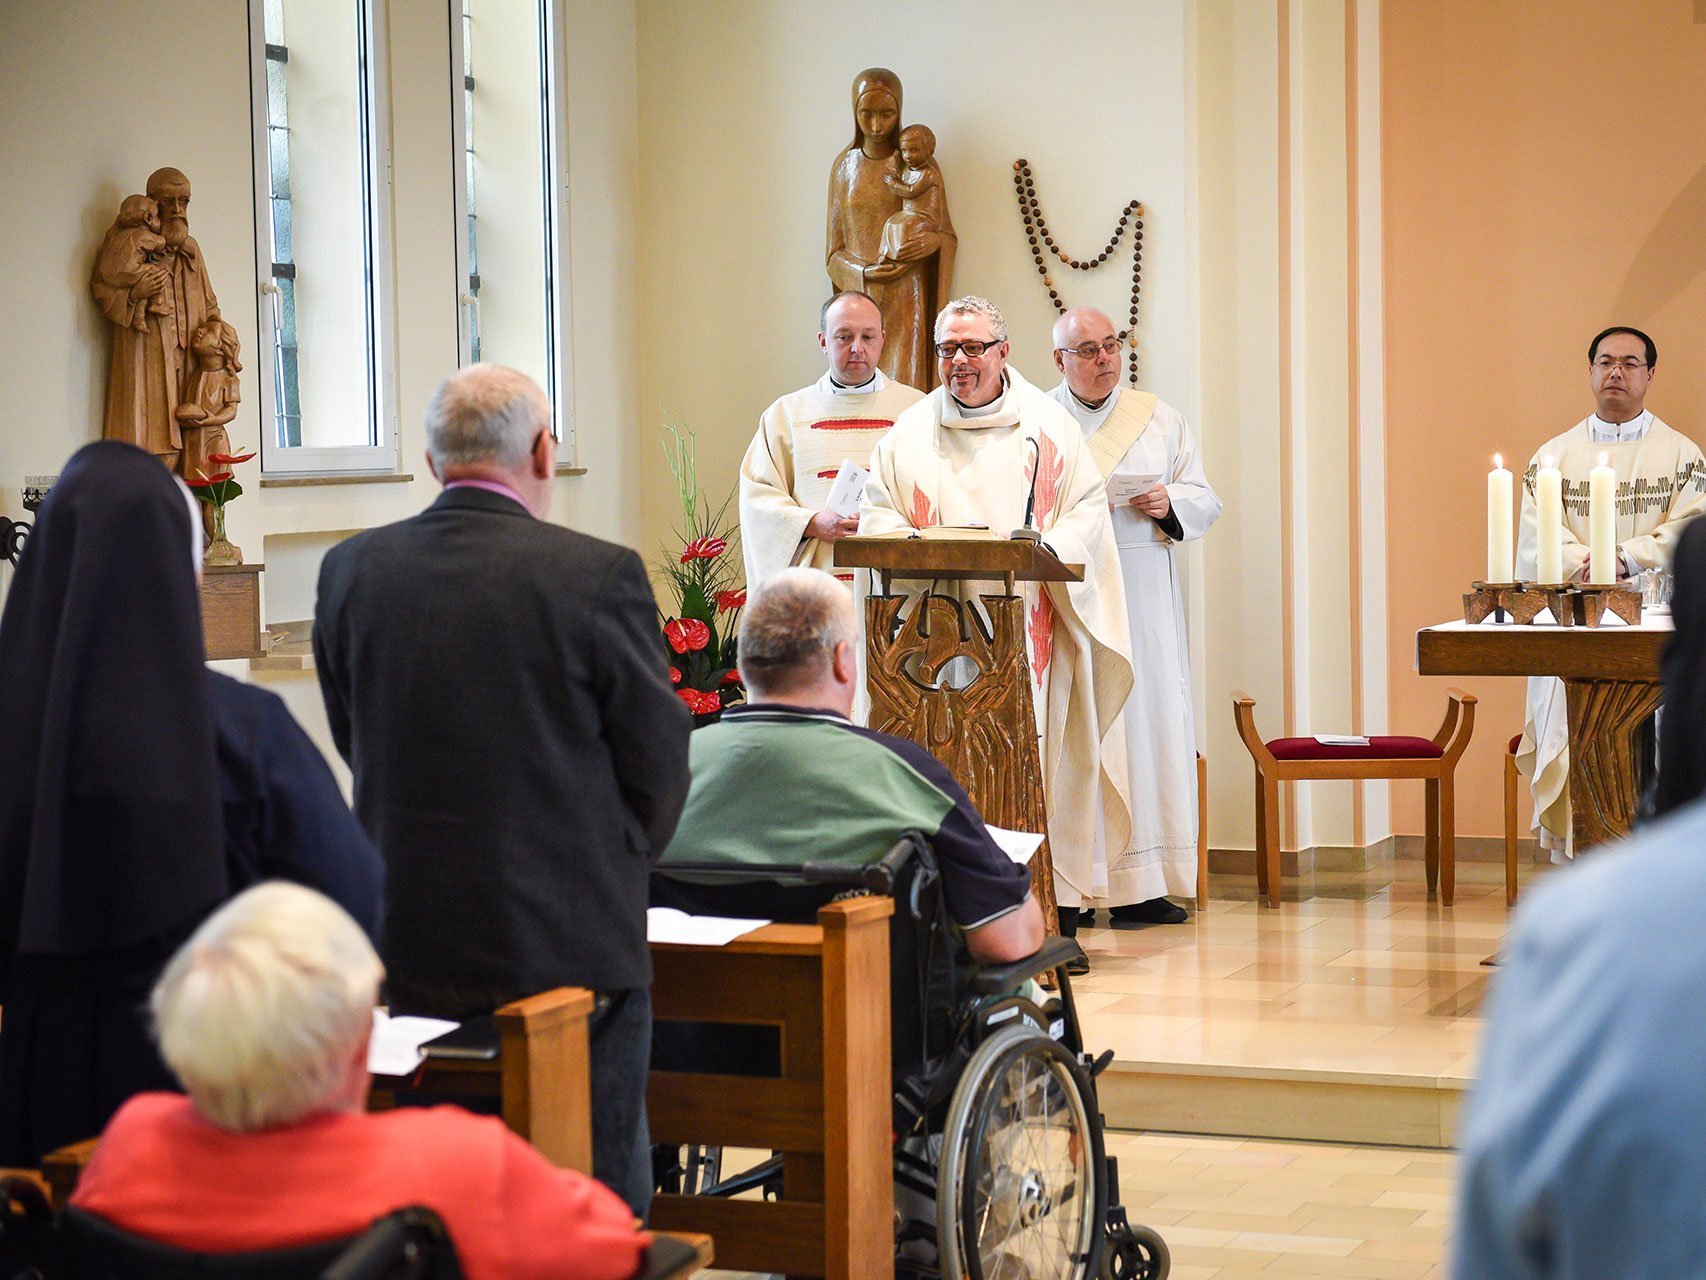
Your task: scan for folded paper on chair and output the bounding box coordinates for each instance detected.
[1313,734,1370,746]
[368,1009,459,1076]
[646,907,770,946]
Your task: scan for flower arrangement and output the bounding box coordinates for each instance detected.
[187,448,257,566]
[657,422,745,722]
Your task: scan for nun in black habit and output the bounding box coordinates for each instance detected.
[0,441,384,1164]
[1651,517,1706,819]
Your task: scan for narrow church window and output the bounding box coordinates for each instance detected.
[449,0,574,452]
[248,0,399,474]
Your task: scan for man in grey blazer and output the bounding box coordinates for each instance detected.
[313,364,691,1215]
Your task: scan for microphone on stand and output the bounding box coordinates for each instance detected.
[1011,436,1042,542]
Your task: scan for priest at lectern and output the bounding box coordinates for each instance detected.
[861,295,1134,941]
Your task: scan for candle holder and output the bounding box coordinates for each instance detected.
[1462,581,1642,627]
[1570,582,1642,628]
[1463,581,1521,624]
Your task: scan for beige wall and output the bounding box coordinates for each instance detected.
[0,0,645,770]
[632,0,1195,561]
[1382,0,1706,837]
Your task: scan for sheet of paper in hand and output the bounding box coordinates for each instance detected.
[825,459,870,518]
[1106,472,1164,505]
[985,823,1047,865]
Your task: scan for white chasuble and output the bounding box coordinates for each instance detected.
[1051,383,1223,903]
[738,371,923,590]
[861,367,1134,907]
[1515,414,1705,857]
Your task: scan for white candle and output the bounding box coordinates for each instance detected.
[1535,456,1563,583]
[1588,451,1617,584]
[1486,454,1513,583]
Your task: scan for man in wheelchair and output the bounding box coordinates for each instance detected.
[653,570,1168,1280]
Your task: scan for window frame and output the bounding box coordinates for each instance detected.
[247,0,400,476]
[447,0,576,456]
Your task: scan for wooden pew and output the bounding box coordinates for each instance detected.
[36,988,596,1211]
[647,896,893,1280]
[373,986,595,1173]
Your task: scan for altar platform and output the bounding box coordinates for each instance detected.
[1076,860,1542,1151]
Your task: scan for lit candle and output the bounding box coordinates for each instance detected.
[1535,456,1563,584]
[1487,454,1513,583]
[1588,451,1617,584]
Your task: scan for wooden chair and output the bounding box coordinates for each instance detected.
[648,896,893,1280]
[1232,690,1476,908]
[371,986,595,1172]
[37,987,601,1213]
[1504,732,1522,907]
[1197,751,1209,907]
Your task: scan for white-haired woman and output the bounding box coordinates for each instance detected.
[71,882,645,1280]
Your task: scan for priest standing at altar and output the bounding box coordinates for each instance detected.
[1049,308,1221,924]
[862,296,1134,944]
[739,292,922,589]
[1516,326,1705,859]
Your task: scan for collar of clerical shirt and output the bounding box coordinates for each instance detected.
[950,372,1011,421]
[1588,409,1652,444]
[1066,386,1119,434]
[824,370,881,396]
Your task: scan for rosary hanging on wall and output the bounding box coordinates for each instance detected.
[1012,159,1143,386]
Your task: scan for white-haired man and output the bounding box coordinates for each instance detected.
[861,297,1134,952]
[739,291,923,590]
[314,363,690,1214]
[657,568,1043,963]
[70,882,646,1280]
[1048,307,1222,925]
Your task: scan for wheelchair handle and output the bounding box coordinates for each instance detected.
[801,834,925,894]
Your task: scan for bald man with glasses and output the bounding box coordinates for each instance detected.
[1515,326,1705,862]
[1047,307,1221,927]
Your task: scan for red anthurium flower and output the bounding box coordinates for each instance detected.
[680,536,728,563]
[186,472,235,487]
[676,688,722,715]
[664,618,711,653]
[715,589,746,612]
[720,669,742,685]
[207,451,257,465]
[668,667,682,685]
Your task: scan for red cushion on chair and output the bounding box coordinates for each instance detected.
[1509,733,1523,755]
[1266,735,1444,761]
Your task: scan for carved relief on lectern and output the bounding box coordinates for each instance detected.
[865,590,1057,926]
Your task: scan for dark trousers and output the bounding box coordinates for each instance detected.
[590,987,653,1218]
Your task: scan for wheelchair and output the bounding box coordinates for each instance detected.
[653,833,1170,1280]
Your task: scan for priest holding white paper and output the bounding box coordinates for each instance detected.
[739,292,923,590]
[1049,308,1222,923]
[862,296,1134,947]
[1516,326,1705,858]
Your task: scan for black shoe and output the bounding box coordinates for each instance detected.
[1065,953,1090,976]
[1108,897,1188,926]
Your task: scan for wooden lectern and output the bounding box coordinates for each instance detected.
[835,534,1083,926]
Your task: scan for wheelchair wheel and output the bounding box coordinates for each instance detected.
[936,1025,1106,1280]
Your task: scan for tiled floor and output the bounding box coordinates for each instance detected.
[701,1133,1457,1279]
[1107,1130,1454,1280]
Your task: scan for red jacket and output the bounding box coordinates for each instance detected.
[71,1094,646,1280]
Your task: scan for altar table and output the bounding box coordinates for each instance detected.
[1416,618,1670,849]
